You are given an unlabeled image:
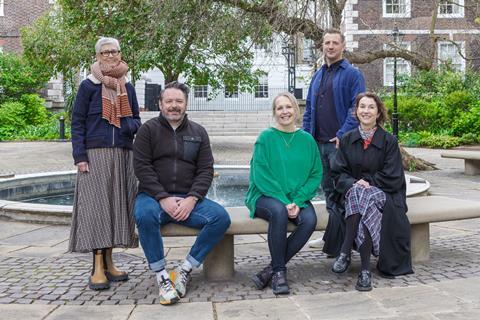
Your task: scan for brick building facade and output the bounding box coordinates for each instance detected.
[344,0,480,90]
[0,0,55,53]
[0,0,63,109]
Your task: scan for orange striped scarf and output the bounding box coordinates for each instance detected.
[91,61,132,128]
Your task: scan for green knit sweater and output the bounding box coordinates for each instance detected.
[245,127,322,218]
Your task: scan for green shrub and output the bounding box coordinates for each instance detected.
[15,116,70,140]
[400,68,465,99]
[459,133,479,145]
[0,53,48,104]
[451,102,480,137]
[418,134,461,149]
[384,97,446,133]
[19,94,49,125]
[442,90,475,119]
[0,102,27,140]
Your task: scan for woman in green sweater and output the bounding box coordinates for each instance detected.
[245,92,322,295]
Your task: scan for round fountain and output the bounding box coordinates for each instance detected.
[0,166,429,225]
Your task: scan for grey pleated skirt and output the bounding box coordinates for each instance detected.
[69,148,139,253]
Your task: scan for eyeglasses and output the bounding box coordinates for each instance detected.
[100,50,120,57]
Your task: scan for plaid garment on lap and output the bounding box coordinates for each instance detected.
[345,184,386,256]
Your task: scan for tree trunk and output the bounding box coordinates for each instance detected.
[401,146,437,171]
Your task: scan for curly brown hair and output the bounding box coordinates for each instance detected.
[353,92,389,127]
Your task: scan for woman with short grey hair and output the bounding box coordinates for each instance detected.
[69,37,140,290]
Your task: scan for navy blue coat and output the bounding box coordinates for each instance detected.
[71,78,141,164]
[303,59,365,139]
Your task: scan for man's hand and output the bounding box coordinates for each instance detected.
[172,196,198,221]
[329,136,340,149]
[286,203,300,219]
[355,179,370,188]
[159,197,182,216]
[77,161,89,172]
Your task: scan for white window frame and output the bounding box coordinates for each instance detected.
[437,41,465,73]
[383,42,411,86]
[0,0,5,17]
[224,85,239,99]
[383,0,411,18]
[438,0,464,18]
[255,75,269,99]
[193,85,208,99]
[302,38,313,62]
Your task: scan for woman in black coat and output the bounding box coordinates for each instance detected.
[325,92,413,291]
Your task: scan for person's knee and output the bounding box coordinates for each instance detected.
[302,208,318,230]
[213,207,231,231]
[134,198,159,228]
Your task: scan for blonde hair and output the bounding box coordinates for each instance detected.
[272,92,301,120]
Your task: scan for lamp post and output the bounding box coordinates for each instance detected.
[391,26,404,138]
[282,42,296,94]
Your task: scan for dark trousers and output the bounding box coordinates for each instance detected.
[317,141,337,215]
[255,196,317,272]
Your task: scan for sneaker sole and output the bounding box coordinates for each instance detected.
[355,285,372,292]
[159,296,180,305]
[251,275,268,290]
[272,287,290,295]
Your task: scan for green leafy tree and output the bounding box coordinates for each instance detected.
[0,53,49,104]
[22,0,272,92]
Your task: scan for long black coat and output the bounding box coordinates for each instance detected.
[323,126,413,277]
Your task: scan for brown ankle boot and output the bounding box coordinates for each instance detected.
[104,248,128,282]
[89,249,110,290]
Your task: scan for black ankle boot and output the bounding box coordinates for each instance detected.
[332,252,351,273]
[355,270,372,291]
[251,264,273,290]
[271,271,289,295]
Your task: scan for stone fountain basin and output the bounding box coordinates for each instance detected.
[0,166,429,225]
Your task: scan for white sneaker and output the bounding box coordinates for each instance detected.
[158,276,180,305]
[170,266,191,298]
[308,238,324,248]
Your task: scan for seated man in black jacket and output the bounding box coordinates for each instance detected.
[133,81,231,305]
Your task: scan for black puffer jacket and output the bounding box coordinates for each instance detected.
[133,113,213,201]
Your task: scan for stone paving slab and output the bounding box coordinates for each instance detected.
[130,303,214,320]
[0,304,56,320]
[45,305,133,319]
[216,297,307,320]
[0,225,69,247]
[0,221,45,240]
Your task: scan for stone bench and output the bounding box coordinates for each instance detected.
[441,150,480,175]
[161,196,480,281]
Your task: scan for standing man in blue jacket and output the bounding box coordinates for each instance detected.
[303,28,366,250]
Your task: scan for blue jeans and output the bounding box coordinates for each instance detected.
[255,196,317,273]
[317,141,337,215]
[134,192,231,272]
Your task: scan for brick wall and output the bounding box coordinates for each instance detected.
[0,0,53,53]
[348,0,480,90]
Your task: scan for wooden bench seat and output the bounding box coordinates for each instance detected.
[441,150,480,175]
[160,196,480,281]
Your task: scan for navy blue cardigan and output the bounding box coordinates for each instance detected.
[71,78,141,164]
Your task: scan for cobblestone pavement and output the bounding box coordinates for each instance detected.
[0,219,479,306]
[1,140,480,318]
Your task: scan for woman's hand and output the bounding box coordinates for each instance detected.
[77,162,89,172]
[286,203,300,219]
[355,179,370,188]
